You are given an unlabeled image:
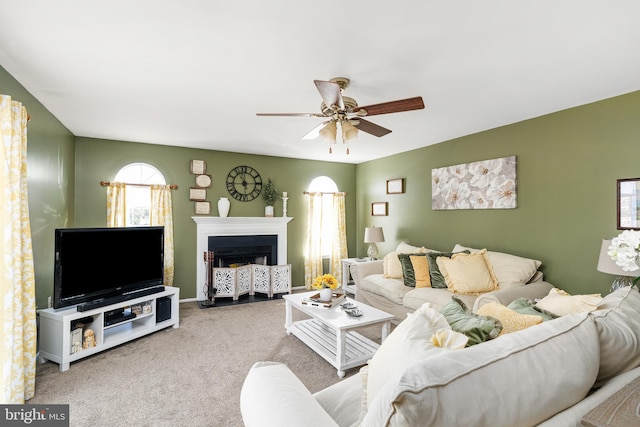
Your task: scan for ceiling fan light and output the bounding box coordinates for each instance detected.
[319,120,337,143]
[341,120,358,142]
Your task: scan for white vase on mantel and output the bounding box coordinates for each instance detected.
[218,197,230,218]
[319,287,333,302]
[265,205,274,217]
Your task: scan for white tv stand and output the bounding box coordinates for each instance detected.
[39,286,179,371]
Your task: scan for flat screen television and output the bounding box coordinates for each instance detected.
[54,226,165,310]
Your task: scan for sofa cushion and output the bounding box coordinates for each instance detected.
[427,250,470,289]
[590,286,640,387]
[507,297,555,321]
[476,301,543,335]
[453,244,542,289]
[358,274,410,305]
[436,250,498,295]
[397,253,430,287]
[440,296,502,345]
[361,313,600,427]
[366,303,467,411]
[241,361,339,427]
[535,288,602,317]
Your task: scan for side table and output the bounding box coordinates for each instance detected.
[582,376,640,426]
[341,257,377,296]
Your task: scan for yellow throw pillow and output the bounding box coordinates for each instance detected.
[476,302,543,335]
[436,249,498,295]
[534,288,602,317]
[410,255,431,288]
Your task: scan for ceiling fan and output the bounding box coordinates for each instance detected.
[256,77,425,153]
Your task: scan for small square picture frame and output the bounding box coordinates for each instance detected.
[189,188,207,201]
[190,159,207,175]
[371,202,388,216]
[194,201,211,215]
[386,178,405,194]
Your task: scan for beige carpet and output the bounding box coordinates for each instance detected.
[31,298,383,426]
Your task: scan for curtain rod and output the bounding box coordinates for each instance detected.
[303,191,347,195]
[100,181,178,190]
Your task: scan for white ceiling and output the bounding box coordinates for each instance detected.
[1,1,639,164]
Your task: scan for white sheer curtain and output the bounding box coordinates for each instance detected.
[304,192,324,288]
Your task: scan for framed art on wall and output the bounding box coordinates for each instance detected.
[617,177,640,230]
[190,160,206,175]
[371,202,388,216]
[386,178,405,194]
[189,188,207,201]
[194,201,211,215]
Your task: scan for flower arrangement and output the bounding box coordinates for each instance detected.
[607,229,640,287]
[311,274,339,290]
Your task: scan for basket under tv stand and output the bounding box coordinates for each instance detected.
[39,286,179,371]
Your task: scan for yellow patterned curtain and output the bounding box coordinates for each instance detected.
[106,182,127,227]
[150,185,174,286]
[330,192,348,284]
[0,95,36,403]
[304,192,324,288]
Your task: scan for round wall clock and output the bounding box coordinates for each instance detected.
[226,165,263,201]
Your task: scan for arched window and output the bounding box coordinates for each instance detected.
[114,163,166,226]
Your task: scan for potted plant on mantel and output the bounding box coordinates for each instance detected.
[263,178,277,217]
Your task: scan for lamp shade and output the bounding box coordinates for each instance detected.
[341,120,359,142]
[364,226,385,243]
[597,239,633,276]
[319,120,337,143]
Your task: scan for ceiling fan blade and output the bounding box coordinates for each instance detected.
[302,121,330,140]
[256,112,326,118]
[314,80,344,110]
[353,96,425,116]
[354,118,392,137]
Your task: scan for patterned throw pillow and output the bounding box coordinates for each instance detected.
[440,296,502,346]
[476,302,543,335]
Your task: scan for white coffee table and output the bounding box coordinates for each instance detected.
[283,291,394,377]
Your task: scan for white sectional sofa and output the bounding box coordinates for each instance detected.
[240,286,640,427]
[355,242,554,322]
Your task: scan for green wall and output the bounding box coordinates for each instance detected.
[1,65,76,310]
[356,90,640,295]
[73,137,357,298]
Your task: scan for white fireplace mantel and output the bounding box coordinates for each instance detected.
[192,216,293,301]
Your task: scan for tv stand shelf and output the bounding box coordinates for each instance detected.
[39,286,179,371]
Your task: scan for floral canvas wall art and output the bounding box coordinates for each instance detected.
[432,156,517,210]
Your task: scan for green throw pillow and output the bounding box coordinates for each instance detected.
[440,296,502,346]
[508,297,556,321]
[427,250,470,288]
[397,253,427,287]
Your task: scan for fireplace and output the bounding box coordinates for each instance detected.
[192,216,293,302]
[208,235,277,267]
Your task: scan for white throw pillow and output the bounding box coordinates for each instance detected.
[535,288,602,317]
[453,244,542,289]
[366,303,467,409]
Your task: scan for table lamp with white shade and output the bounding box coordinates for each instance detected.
[364,226,385,260]
[597,238,635,292]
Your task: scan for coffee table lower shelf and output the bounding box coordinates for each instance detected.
[287,318,379,377]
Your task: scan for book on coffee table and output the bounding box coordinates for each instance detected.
[301,292,346,308]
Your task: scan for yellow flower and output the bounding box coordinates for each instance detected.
[312,274,338,290]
